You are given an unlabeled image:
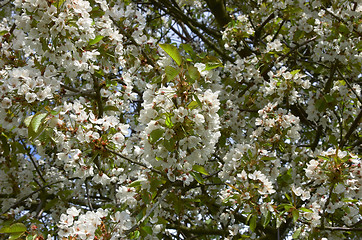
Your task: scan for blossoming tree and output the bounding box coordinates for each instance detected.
[0,0,361,239]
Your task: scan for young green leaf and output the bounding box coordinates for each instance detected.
[249,215,257,232]
[159,43,182,66]
[292,209,299,223]
[24,115,34,127]
[262,211,271,228]
[103,105,119,112]
[9,232,25,240]
[192,165,209,175]
[292,227,302,239]
[299,207,313,213]
[187,64,200,81]
[141,225,153,235]
[165,66,181,82]
[190,171,204,184]
[88,35,104,45]
[149,129,164,144]
[30,113,48,134]
[0,223,27,233]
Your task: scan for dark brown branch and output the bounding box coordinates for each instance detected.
[204,0,231,28]
[272,19,286,42]
[339,109,362,148]
[253,13,275,43]
[324,61,337,93]
[170,25,191,43]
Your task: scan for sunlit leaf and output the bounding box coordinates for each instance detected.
[165,66,180,82]
[192,165,209,175]
[149,129,164,144]
[190,171,204,184]
[0,223,27,233]
[159,43,182,66]
[30,113,48,133]
[88,35,104,45]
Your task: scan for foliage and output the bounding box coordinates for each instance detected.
[0,0,361,239]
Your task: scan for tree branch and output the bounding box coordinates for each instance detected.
[106,147,166,176]
[339,109,362,148]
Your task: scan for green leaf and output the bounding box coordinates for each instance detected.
[149,129,164,144]
[0,30,8,36]
[44,198,59,211]
[249,215,257,232]
[187,65,200,82]
[104,105,119,112]
[283,204,293,211]
[0,223,27,233]
[130,230,140,239]
[204,56,222,70]
[141,225,153,235]
[163,139,175,152]
[204,62,222,71]
[299,207,313,213]
[165,115,174,128]
[30,113,48,133]
[324,94,334,103]
[27,234,37,240]
[190,171,204,184]
[159,43,182,66]
[315,98,327,112]
[290,69,300,75]
[0,134,10,156]
[165,66,181,82]
[90,7,105,18]
[152,75,162,84]
[94,69,105,78]
[292,209,299,223]
[24,115,34,127]
[55,0,66,8]
[285,193,292,203]
[141,189,152,204]
[260,156,276,161]
[88,35,104,45]
[187,101,199,110]
[192,165,209,175]
[9,232,25,240]
[292,227,302,239]
[128,180,142,187]
[193,94,202,107]
[342,198,358,203]
[262,211,271,228]
[181,43,194,55]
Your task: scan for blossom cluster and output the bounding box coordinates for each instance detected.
[140,82,221,181]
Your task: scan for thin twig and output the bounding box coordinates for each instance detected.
[336,68,362,105]
[106,147,166,176]
[125,187,169,234]
[20,139,47,183]
[1,180,64,215]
